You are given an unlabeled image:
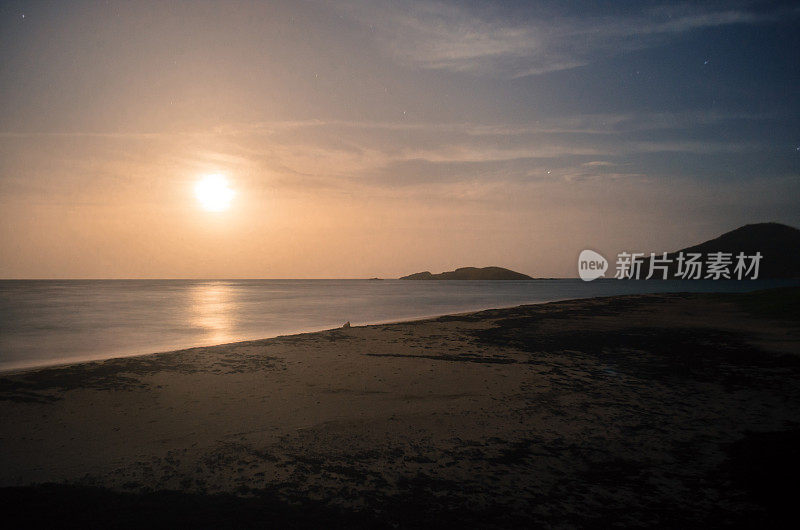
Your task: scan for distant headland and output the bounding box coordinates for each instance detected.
[400,266,532,280]
[641,222,800,279]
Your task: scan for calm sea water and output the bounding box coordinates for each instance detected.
[0,279,796,371]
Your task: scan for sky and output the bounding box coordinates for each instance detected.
[0,0,798,278]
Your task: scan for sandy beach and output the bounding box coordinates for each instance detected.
[1,288,799,528]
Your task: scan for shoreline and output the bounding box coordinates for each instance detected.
[0,303,543,375]
[1,287,799,527]
[4,291,635,375]
[4,280,797,374]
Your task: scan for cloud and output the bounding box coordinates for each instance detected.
[0,109,773,142]
[582,161,616,167]
[338,1,795,77]
[0,109,777,205]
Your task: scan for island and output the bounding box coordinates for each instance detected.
[400,266,532,280]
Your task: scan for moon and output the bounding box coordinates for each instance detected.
[195,174,234,212]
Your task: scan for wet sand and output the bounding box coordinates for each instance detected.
[1,288,799,528]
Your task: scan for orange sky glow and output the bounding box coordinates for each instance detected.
[1,1,798,278]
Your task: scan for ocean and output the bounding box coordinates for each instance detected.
[0,278,795,371]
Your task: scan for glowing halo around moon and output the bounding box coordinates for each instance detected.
[195,174,235,212]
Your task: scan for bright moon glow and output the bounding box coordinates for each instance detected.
[195,174,234,212]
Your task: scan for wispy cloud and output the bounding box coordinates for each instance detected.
[339,1,795,77]
[1,109,770,140]
[0,110,776,203]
